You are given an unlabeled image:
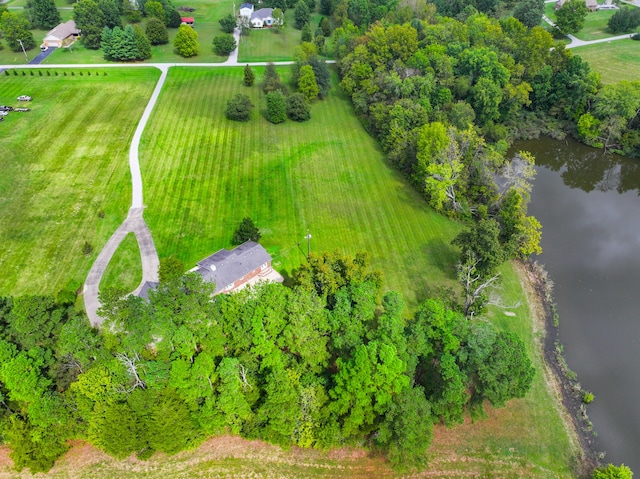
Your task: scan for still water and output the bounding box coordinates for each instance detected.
[518,137,640,471]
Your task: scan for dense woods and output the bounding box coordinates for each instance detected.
[0,252,535,473]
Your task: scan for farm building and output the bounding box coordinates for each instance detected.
[189,241,283,294]
[41,20,81,49]
[181,17,195,26]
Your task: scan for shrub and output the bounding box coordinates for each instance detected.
[266,90,287,123]
[167,9,182,28]
[212,33,236,55]
[82,241,94,255]
[286,93,310,121]
[146,17,169,45]
[582,391,595,404]
[608,7,640,33]
[225,93,254,121]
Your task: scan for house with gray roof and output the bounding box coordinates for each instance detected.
[41,20,81,49]
[251,8,276,28]
[190,241,283,294]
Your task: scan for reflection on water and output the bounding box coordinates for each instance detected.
[515,137,640,472]
[518,138,640,195]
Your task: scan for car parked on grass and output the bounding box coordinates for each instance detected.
[17,95,32,101]
[596,4,619,9]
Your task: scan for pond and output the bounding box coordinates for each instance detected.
[518,137,640,472]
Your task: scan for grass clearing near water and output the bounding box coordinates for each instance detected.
[0,68,160,297]
[99,232,142,292]
[575,39,640,83]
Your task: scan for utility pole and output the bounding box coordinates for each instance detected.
[305,230,312,258]
[17,39,28,62]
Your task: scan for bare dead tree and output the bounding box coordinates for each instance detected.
[458,251,501,318]
[238,363,252,392]
[116,352,146,392]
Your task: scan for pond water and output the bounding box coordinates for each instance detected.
[517,137,640,472]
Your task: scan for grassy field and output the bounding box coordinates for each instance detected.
[238,12,329,62]
[575,39,640,83]
[140,66,462,308]
[0,68,160,297]
[99,232,142,292]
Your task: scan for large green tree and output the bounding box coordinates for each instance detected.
[554,0,588,35]
[145,16,168,44]
[26,0,61,29]
[513,0,545,28]
[74,0,107,48]
[0,11,36,52]
[173,24,198,57]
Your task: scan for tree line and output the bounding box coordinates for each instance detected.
[0,251,536,473]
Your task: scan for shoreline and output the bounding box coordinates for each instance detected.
[515,260,600,476]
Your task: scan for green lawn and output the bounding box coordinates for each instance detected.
[99,232,142,292]
[140,66,461,309]
[0,68,160,297]
[575,39,640,83]
[544,3,639,40]
[238,12,330,62]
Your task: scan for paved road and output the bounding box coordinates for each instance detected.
[541,13,636,48]
[83,66,168,327]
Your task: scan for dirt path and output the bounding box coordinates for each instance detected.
[83,66,168,327]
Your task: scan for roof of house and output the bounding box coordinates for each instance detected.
[240,2,254,9]
[44,20,80,41]
[137,281,160,301]
[192,241,272,293]
[181,17,195,22]
[251,8,273,20]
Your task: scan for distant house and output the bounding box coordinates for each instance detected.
[239,3,254,18]
[189,241,283,294]
[251,8,275,27]
[41,20,80,49]
[181,17,195,26]
[555,0,597,10]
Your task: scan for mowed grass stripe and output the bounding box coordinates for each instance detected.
[0,69,160,296]
[140,67,462,308]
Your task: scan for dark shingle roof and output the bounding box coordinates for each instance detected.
[240,3,254,9]
[251,8,273,20]
[193,241,272,293]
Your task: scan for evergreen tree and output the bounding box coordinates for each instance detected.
[26,0,61,29]
[166,8,182,27]
[286,92,310,121]
[232,217,261,244]
[212,33,236,55]
[145,16,168,45]
[219,13,236,33]
[144,0,165,23]
[225,93,254,121]
[266,90,287,123]
[298,64,319,101]
[294,0,310,29]
[133,24,151,59]
[243,63,255,86]
[174,24,198,57]
[301,22,312,41]
[263,62,284,93]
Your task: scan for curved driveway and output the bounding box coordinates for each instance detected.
[83,66,167,327]
[0,47,335,327]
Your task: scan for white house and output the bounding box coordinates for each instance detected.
[239,2,254,18]
[251,8,276,27]
[41,20,81,49]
